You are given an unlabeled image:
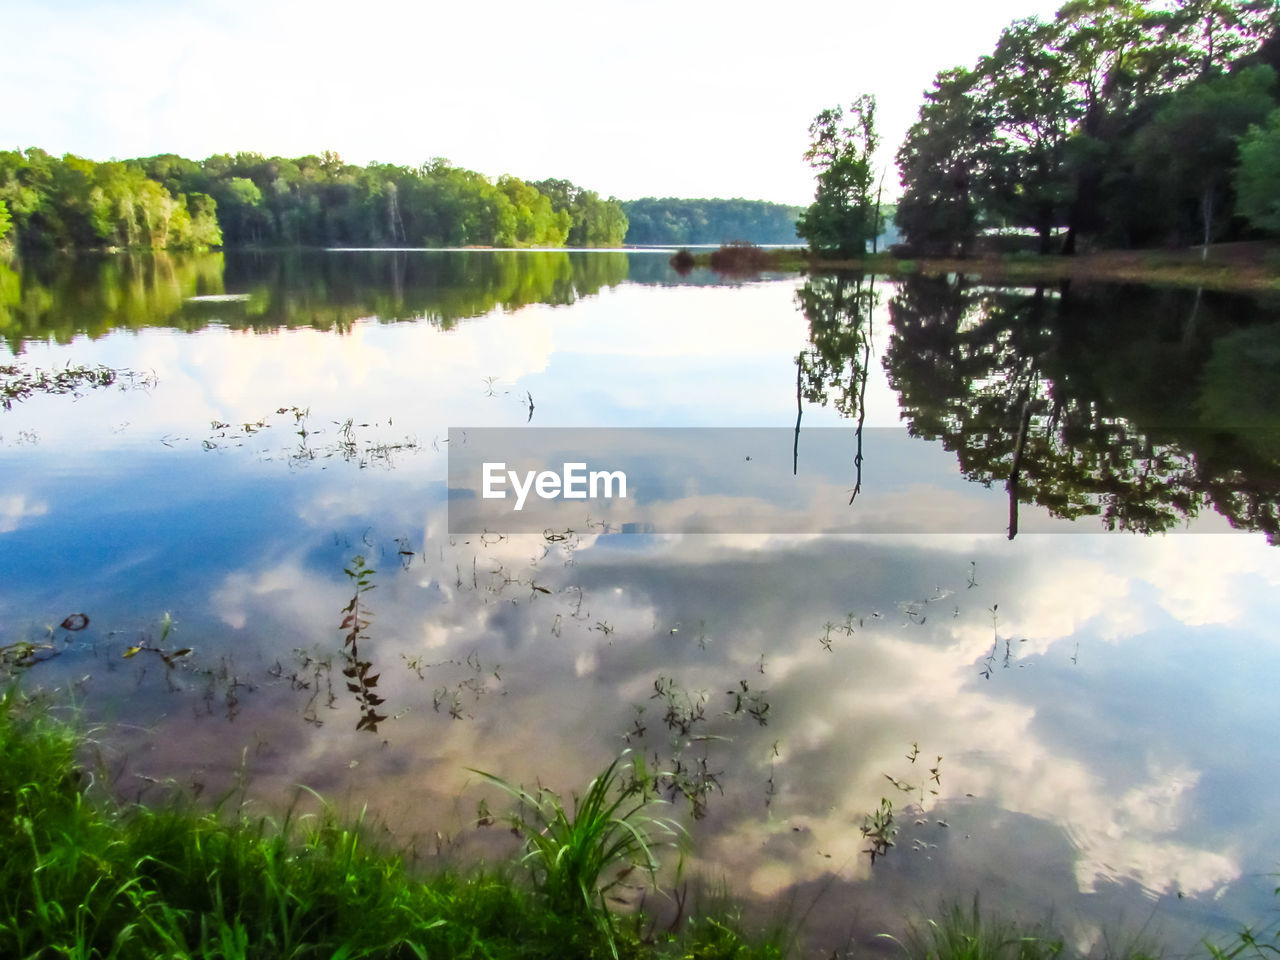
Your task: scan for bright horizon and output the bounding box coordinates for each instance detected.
[4,0,1063,207]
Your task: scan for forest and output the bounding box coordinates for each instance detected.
[890,0,1280,255]
[0,151,630,252]
[620,198,805,244]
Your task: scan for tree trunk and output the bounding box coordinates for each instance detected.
[793,355,803,477]
[1201,184,1214,261]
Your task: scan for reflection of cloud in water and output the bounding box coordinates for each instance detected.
[0,493,48,533]
[37,478,1280,955]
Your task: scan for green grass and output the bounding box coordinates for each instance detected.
[469,753,687,958]
[469,752,683,917]
[883,900,1067,960]
[0,689,783,960]
[6,688,1277,960]
[880,898,1177,960]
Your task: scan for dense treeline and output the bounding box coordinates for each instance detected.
[894,0,1280,255]
[0,150,629,252]
[621,198,804,244]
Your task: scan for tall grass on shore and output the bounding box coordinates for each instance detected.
[881,900,1068,960]
[0,689,781,959]
[6,686,1278,960]
[469,752,687,957]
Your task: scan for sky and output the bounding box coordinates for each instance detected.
[3,0,1062,206]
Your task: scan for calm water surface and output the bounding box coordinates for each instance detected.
[3,250,1280,956]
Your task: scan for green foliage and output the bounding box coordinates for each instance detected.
[885,900,1065,960]
[0,198,9,242]
[1129,64,1276,248]
[893,0,1280,255]
[895,68,991,256]
[798,95,881,258]
[1207,907,1280,960]
[469,753,684,918]
[341,554,388,733]
[0,149,622,251]
[1236,108,1280,234]
[0,692,781,960]
[621,198,802,245]
[532,179,628,246]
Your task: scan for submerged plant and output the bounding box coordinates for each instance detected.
[469,751,685,920]
[0,362,156,410]
[862,797,897,863]
[340,553,387,732]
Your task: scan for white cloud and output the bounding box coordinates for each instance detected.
[5,0,1066,204]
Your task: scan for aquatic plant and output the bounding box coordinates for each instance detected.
[469,752,685,919]
[861,797,897,863]
[0,362,157,410]
[340,553,387,732]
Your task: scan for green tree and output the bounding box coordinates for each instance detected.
[797,95,880,258]
[1235,107,1280,233]
[1130,64,1276,252]
[979,17,1079,252]
[215,177,266,245]
[895,68,992,255]
[0,198,10,243]
[535,180,630,247]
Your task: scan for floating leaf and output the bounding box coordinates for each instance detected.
[123,646,142,659]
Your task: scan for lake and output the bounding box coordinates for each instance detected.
[2,249,1279,956]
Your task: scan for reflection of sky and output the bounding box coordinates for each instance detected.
[3,265,1280,954]
[447,427,1131,534]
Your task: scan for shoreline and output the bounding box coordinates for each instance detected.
[686,243,1280,292]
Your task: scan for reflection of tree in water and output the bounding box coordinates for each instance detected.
[0,249,631,352]
[795,272,878,498]
[880,274,1280,540]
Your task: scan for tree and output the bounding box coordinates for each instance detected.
[170,192,222,249]
[1130,64,1276,252]
[1235,107,1280,234]
[797,95,880,258]
[214,177,266,245]
[0,198,10,243]
[979,17,1080,252]
[896,68,993,255]
[619,198,797,245]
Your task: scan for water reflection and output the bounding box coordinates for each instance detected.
[2,255,1280,956]
[793,272,1280,540]
[0,249,633,351]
